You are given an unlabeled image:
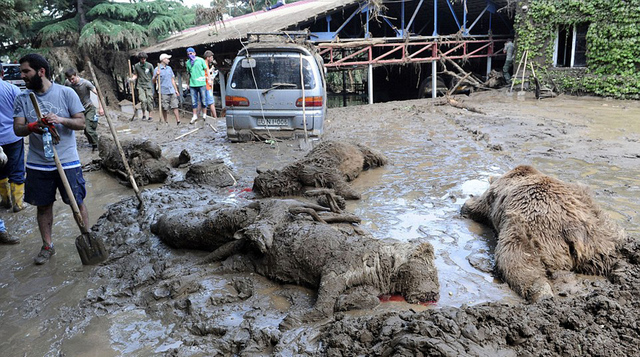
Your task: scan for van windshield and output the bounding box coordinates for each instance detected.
[2,65,21,81]
[231,54,316,90]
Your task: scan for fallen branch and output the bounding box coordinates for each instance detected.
[447,98,486,114]
[208,123,218,132]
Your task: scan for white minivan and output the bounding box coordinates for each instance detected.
[225,40,327,142]
[2,63,26,89]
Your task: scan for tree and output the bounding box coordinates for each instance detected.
[0,0,42,52]
[36,0,196,55]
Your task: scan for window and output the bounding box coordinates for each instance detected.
[230,54,316,90]
[553,23,588,68]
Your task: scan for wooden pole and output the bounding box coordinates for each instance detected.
[86,60,144,209]
[128,59,137,120]
[174,127,200,140]
[157,63,163,123]
[510,50,526,92]
[521,50,528,92]
[299,54,308,142]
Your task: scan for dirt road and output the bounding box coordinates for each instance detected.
[1,90,640,356]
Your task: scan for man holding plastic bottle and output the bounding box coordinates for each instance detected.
[13,53,89,265]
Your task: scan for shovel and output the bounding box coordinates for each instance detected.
[29,93,109,265]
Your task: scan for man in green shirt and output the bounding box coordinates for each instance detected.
[185,47,208,124]
[131,52,155,121]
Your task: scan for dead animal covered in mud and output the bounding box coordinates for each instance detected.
[252,141,387,200]
[98,136,172,186]
[461,165,626,302]
[153,199,439,326]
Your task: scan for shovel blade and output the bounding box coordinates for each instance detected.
[75,233,109,265]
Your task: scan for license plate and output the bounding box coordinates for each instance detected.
[257,118,288,126]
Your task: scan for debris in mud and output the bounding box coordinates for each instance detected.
[185,159,237,187]
[253,140,388,201]
[169,149,191,168]
[484,69,507,88]
[461,165,626,301]
[98,136,171,186]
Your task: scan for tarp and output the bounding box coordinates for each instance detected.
[140,0,359,54]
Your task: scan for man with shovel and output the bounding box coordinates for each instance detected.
[12,53,89,265]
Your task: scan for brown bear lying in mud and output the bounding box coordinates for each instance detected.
[252,141,387,200]
[461,165,625,301]
[153,199,439,324]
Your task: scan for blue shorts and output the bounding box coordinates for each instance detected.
[0,139,26,184]
[24,167,87,207]
[190,86,207,108]
[204,88,215,106]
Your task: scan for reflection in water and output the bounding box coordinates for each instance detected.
[0,170,131,356]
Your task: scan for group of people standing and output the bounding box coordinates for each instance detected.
[129,48,218,126]
[1,54,94,265]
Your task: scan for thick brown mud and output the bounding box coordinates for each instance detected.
[2,90,640,356]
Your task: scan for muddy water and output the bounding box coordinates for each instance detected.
[2,93,640,355]
[0,170,130,356]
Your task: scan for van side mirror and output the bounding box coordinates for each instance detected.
[241,58,256,68]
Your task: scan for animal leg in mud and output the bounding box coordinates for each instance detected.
[289,206,327,223]
[305,188,345,213]
[201,239,246,264]
[289,206,362,224]
[320,214,361,224]
[495,224,553,301]
[279,271,347,330]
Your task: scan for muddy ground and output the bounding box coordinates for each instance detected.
[2,90,640,356]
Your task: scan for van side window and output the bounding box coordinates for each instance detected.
[231,55,316,90]
[2,65,21,81]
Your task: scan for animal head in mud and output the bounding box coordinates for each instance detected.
[460,165,541,226]
[391,243,440,304]
[461,165,626,301]
[253,168,302,197]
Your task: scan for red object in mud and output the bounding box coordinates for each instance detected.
[228,187,252,194]
[378,294,436,306]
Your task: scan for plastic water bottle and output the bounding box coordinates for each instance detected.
[43,128,54,159]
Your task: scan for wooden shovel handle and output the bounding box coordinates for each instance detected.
[29,93,88,234]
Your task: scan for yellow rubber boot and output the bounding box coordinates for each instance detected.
[0,178,10,209]
[10,182,24,212]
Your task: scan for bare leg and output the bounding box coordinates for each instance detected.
[209,104,217,118]
[173,108,181,124]
[78,202,89,228]
[36,204,54,246]
[162,109,168,123]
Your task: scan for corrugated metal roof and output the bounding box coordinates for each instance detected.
[141,0,359,53]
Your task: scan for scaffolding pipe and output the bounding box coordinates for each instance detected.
[433,0,438,36]
[368,64,373,104]
[431,60,437,99]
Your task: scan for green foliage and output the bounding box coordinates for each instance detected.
[39,17,80,46]
[79,18,147,52]
[87,3,139,20]
[0,0,41,50]
[516,0,640,99]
